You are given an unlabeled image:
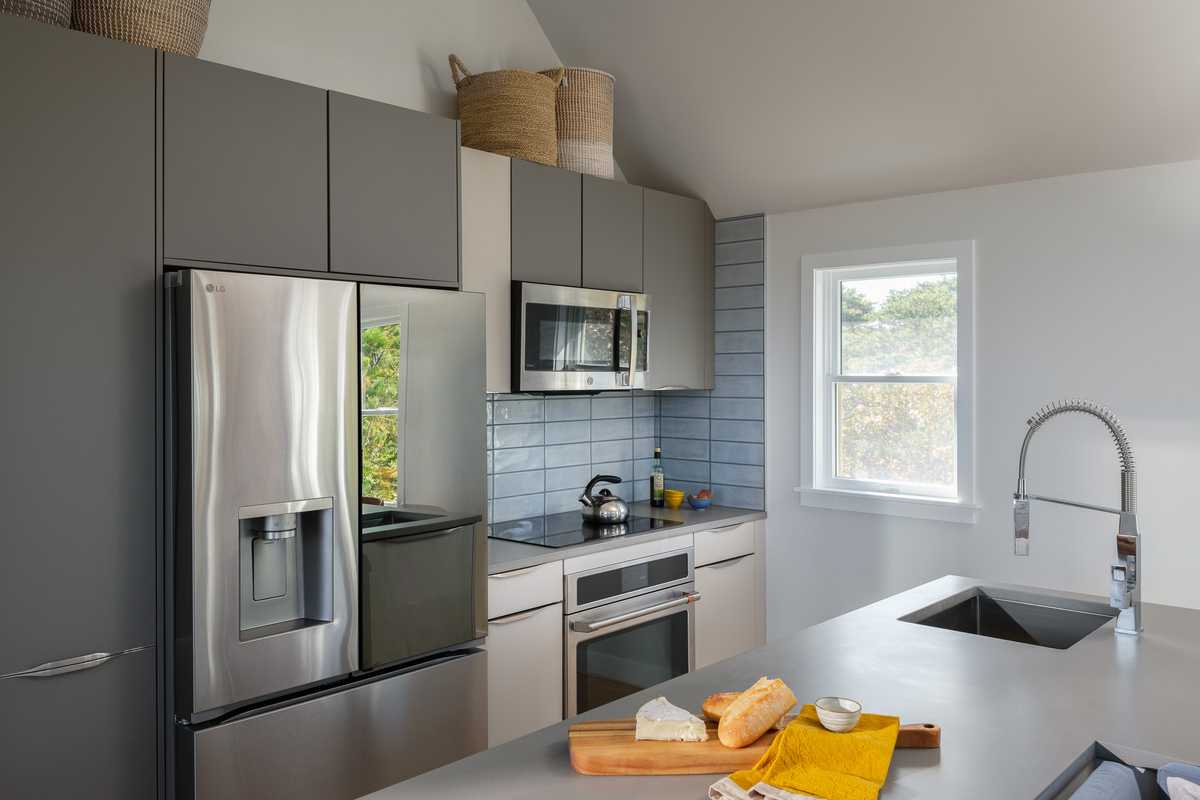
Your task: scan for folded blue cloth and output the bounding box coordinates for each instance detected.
[1158,762,1200,799]
[1069,761,1140,800]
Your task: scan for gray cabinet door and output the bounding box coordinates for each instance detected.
[330,92,459,282]
[511,159,581,286]
[164,54,328,270]
[0,647,157,798]
[0,15,156,676]
[583,176,643,292]
[643,189,714,390]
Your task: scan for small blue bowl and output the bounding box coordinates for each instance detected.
[687,495,712,510]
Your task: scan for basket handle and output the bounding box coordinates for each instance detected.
[449,54,472,85]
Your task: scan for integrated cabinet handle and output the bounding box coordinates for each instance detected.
[705,554,750,569]
[489,606,551,626]
[708,524,742,533]
[570,591,701,633]
[2,650,127,680]
[653,385,695,391]
[490,565,542,579]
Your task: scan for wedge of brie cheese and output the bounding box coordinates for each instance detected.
[634,697,709,742]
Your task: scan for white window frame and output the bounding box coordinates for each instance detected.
[795,240,978,524]
[360,312,408,507]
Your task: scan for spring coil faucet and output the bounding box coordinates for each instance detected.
[1013,399,1142,635]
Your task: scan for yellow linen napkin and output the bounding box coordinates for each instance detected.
[722,704,900,800]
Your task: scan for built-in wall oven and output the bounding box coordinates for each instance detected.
[513,281,649,392]
[564,548,700,716]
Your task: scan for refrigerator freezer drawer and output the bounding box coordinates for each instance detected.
[179,650,486,800]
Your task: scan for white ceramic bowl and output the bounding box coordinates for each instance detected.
[814,696,862,732]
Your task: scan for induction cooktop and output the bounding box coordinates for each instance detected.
[488,511,683,549]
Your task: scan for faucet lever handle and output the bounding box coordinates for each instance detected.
[1013,496,1030,556]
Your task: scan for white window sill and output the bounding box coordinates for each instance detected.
[794,486,980,524]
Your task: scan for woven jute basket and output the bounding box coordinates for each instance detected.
[1,0,71,26]
[450,54,563,167]
[541,67,615,179]
[72,0,211,56]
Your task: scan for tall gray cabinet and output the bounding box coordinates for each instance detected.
[0,16,156,797]
[164,54,328,271]
[643,189,715,390]
[582,176,643,292]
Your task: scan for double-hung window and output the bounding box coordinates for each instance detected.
[361,318,402,506]
[800,241,977,523]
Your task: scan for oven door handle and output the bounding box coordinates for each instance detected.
[570,591,701,633]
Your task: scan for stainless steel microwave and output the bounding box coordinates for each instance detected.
[512,282,649,392]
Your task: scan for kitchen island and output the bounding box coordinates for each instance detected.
[363,575,1200,799]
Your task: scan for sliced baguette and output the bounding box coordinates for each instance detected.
[716,677,797,748]
[701,692,741,721]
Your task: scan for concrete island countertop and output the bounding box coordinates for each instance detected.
[487,502,766,575]
[365,575,1200,799]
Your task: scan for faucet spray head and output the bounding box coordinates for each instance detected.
[1013,494,1030,556]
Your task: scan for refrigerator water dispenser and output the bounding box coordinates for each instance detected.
[237,498,335,640]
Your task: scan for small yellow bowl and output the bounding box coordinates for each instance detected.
[663,489,685,509]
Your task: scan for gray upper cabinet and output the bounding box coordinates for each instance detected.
[0,15,156,796]
[583,176,643,292]
[164,54,328,270]
[330,92,459,282]
[511,158,582,286]
[643,189,715,390]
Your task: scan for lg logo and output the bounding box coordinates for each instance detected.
[205,283,226,293]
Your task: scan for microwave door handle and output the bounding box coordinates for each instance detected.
[617,294,635,387]
[570,591,701,633]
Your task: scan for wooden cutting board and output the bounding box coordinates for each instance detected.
[568,718,940,776]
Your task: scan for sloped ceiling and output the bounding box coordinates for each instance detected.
[528,0,1200,217]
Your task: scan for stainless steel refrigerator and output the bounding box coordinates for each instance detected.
[167,270,487,800]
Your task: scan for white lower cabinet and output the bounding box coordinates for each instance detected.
[695,554,759,669]
[485,601,563,747]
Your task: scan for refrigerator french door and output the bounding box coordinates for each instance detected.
[169,271,487,799]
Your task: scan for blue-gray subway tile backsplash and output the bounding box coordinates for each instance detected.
[545,420,590,444]
[714,216,764,243]
[714,353,764,376]
[714,239,764,265]
[710,485,764,510]
[710,441,764,466]
[714,285,765,309]
[662,458,710,483]
[711,419,765,443]
[711,375,765,398]
[660,416,709,440]
[545,396,590,421]
[590,417,633,441]
[660,396,710,418]
[486,392,661,521]
[714,308,765,332]
[710,398,764,420]
[545,442,590,468]
[660,437,710,461]
[714,262,765,288]
[494,399,544,423]
[492,421,545,448]
[711,462,765,488]
[714,331,764,354]
[492,469,545,498]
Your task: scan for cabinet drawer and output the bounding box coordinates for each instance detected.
[486,602,563,747]
[695,555,758,669]
[694,521,756,567]
[488,561,563,619]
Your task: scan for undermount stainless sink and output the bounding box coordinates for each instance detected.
[901,587,1118,650]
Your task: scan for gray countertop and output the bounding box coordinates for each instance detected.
[365,575,1200,799]
[487,503,766,575]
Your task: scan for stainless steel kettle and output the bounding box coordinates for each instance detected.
[579,474,629,524]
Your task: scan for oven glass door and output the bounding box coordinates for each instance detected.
[566,583,695,716]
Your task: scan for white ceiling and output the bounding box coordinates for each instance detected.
[528,0,1200,218]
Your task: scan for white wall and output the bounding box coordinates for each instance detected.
[765,160,1200,639]
[199,0,562,118]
